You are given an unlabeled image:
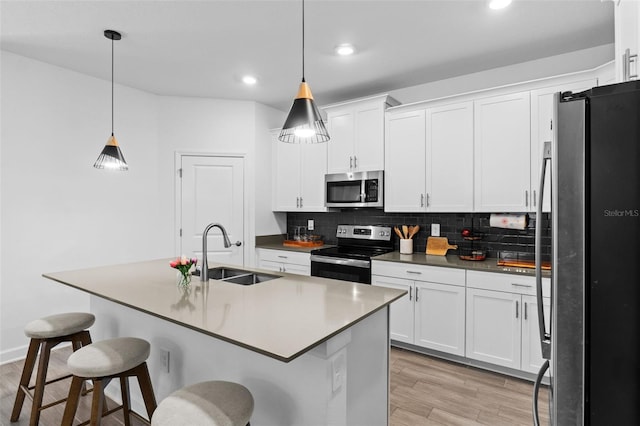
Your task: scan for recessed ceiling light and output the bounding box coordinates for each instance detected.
[335,43,356,56]
[489,0,511,10]
[242,75,258,85]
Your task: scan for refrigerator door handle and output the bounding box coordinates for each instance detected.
[533,359,550,426]
[536,141,552,360]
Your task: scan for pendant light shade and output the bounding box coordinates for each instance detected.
[94,29,128,171]
[278,0,330,143]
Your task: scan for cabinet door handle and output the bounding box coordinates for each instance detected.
[406,270,422,275]
[354,155,357,169]
[524,302,528,320]
[415,287,419,302]
[623,48,639,81]
[409,287,412,301]
[515,300,519,319]
[349,156,353,169]
[426,193,430,207]
[511,283,532,288]
[525,190,529,207]
[533,190,537,207]
[278,255,288,259]
[300,197,303,208]
[296,197,300,208]
[420,194,425,207]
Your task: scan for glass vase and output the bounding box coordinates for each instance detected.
[176,271,192,288]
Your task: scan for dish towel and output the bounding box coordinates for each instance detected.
[489,214,528,230]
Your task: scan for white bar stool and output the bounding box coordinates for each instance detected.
[151,381,254,426]
[11,312,95,426]
[61,337,157,426]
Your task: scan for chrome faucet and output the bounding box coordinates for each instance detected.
[201,223,232,281]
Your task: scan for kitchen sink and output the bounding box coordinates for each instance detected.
[192,267,247,279]
[193,267,280,285]
[223,272,280,286]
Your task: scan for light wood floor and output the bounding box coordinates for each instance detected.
[390,347,549,426]
[1,346,548,425]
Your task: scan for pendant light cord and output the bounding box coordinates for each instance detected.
[301,0,305,82]
[111,35,114,136]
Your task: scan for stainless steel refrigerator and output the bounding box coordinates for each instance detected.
[533,80,640,425]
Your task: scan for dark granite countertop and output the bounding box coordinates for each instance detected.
[373,252,551,277]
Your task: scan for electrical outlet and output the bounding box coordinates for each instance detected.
[431,223,441,237]
[160,348,170,374]
[307,219,314,231]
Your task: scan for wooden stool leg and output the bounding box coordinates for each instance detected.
[29,340,54,426]
[135,363,157,420]
[120,376,131,426]
[10,338,41,422]
[90,379,106,426]
[62,375,84,426]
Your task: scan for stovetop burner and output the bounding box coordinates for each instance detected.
[311,224,393,260]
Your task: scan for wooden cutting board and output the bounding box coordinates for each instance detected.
[426,237,458,256]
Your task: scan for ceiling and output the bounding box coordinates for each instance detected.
[1,0,614,111]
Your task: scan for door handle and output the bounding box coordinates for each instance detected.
[426,193,430,207]
[354,156,357,169]
[515,300,519,319]
[296,197,300,208]
[525,190,529,207]
[349,156,353,169]
[420,194,424,207]
[409,287,412,301]
[415,287,419,302]
[234,241,242,246]
[300,197,303,208]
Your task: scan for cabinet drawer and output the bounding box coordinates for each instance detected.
[467,270,550,297]
[372,261,465,286]
[257,249,310,266]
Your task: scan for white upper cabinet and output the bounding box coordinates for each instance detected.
[385,101,473,213]
[325,95,399,174]
[272,131,327,212]
[530,79,596,212]
[615,0,640,82]
[384,109,427,212]
[474,91,531,212]
[427,102,474,212]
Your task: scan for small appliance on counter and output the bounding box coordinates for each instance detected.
[310,225,393,284]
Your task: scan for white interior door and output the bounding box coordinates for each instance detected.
[180,155,244,267]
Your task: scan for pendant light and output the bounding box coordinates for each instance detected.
[278,0,330,143]
[94,29,128,171]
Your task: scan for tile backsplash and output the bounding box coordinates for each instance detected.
[287,210,551,259]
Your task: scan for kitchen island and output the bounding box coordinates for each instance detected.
[44,259,405,425]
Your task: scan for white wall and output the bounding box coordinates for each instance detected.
[0,51,168,361]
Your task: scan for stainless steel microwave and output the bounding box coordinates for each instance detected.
[325,170,384,208]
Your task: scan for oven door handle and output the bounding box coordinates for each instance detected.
[310,255,370,269]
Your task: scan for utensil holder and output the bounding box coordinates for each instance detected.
[400,239,413,255]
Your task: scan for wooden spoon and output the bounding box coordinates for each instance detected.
[409,225,420,239]
[402,225,409,239]
[394,226,404,239]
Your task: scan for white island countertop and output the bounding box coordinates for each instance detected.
[43,259,405,363]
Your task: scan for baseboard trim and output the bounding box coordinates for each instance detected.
[0,342,73,365]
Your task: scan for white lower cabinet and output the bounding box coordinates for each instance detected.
[256,249,310,276]
[521,294,551,375]
[371,261,466,356]
[465,270,551,373]
[465,288,522,369]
